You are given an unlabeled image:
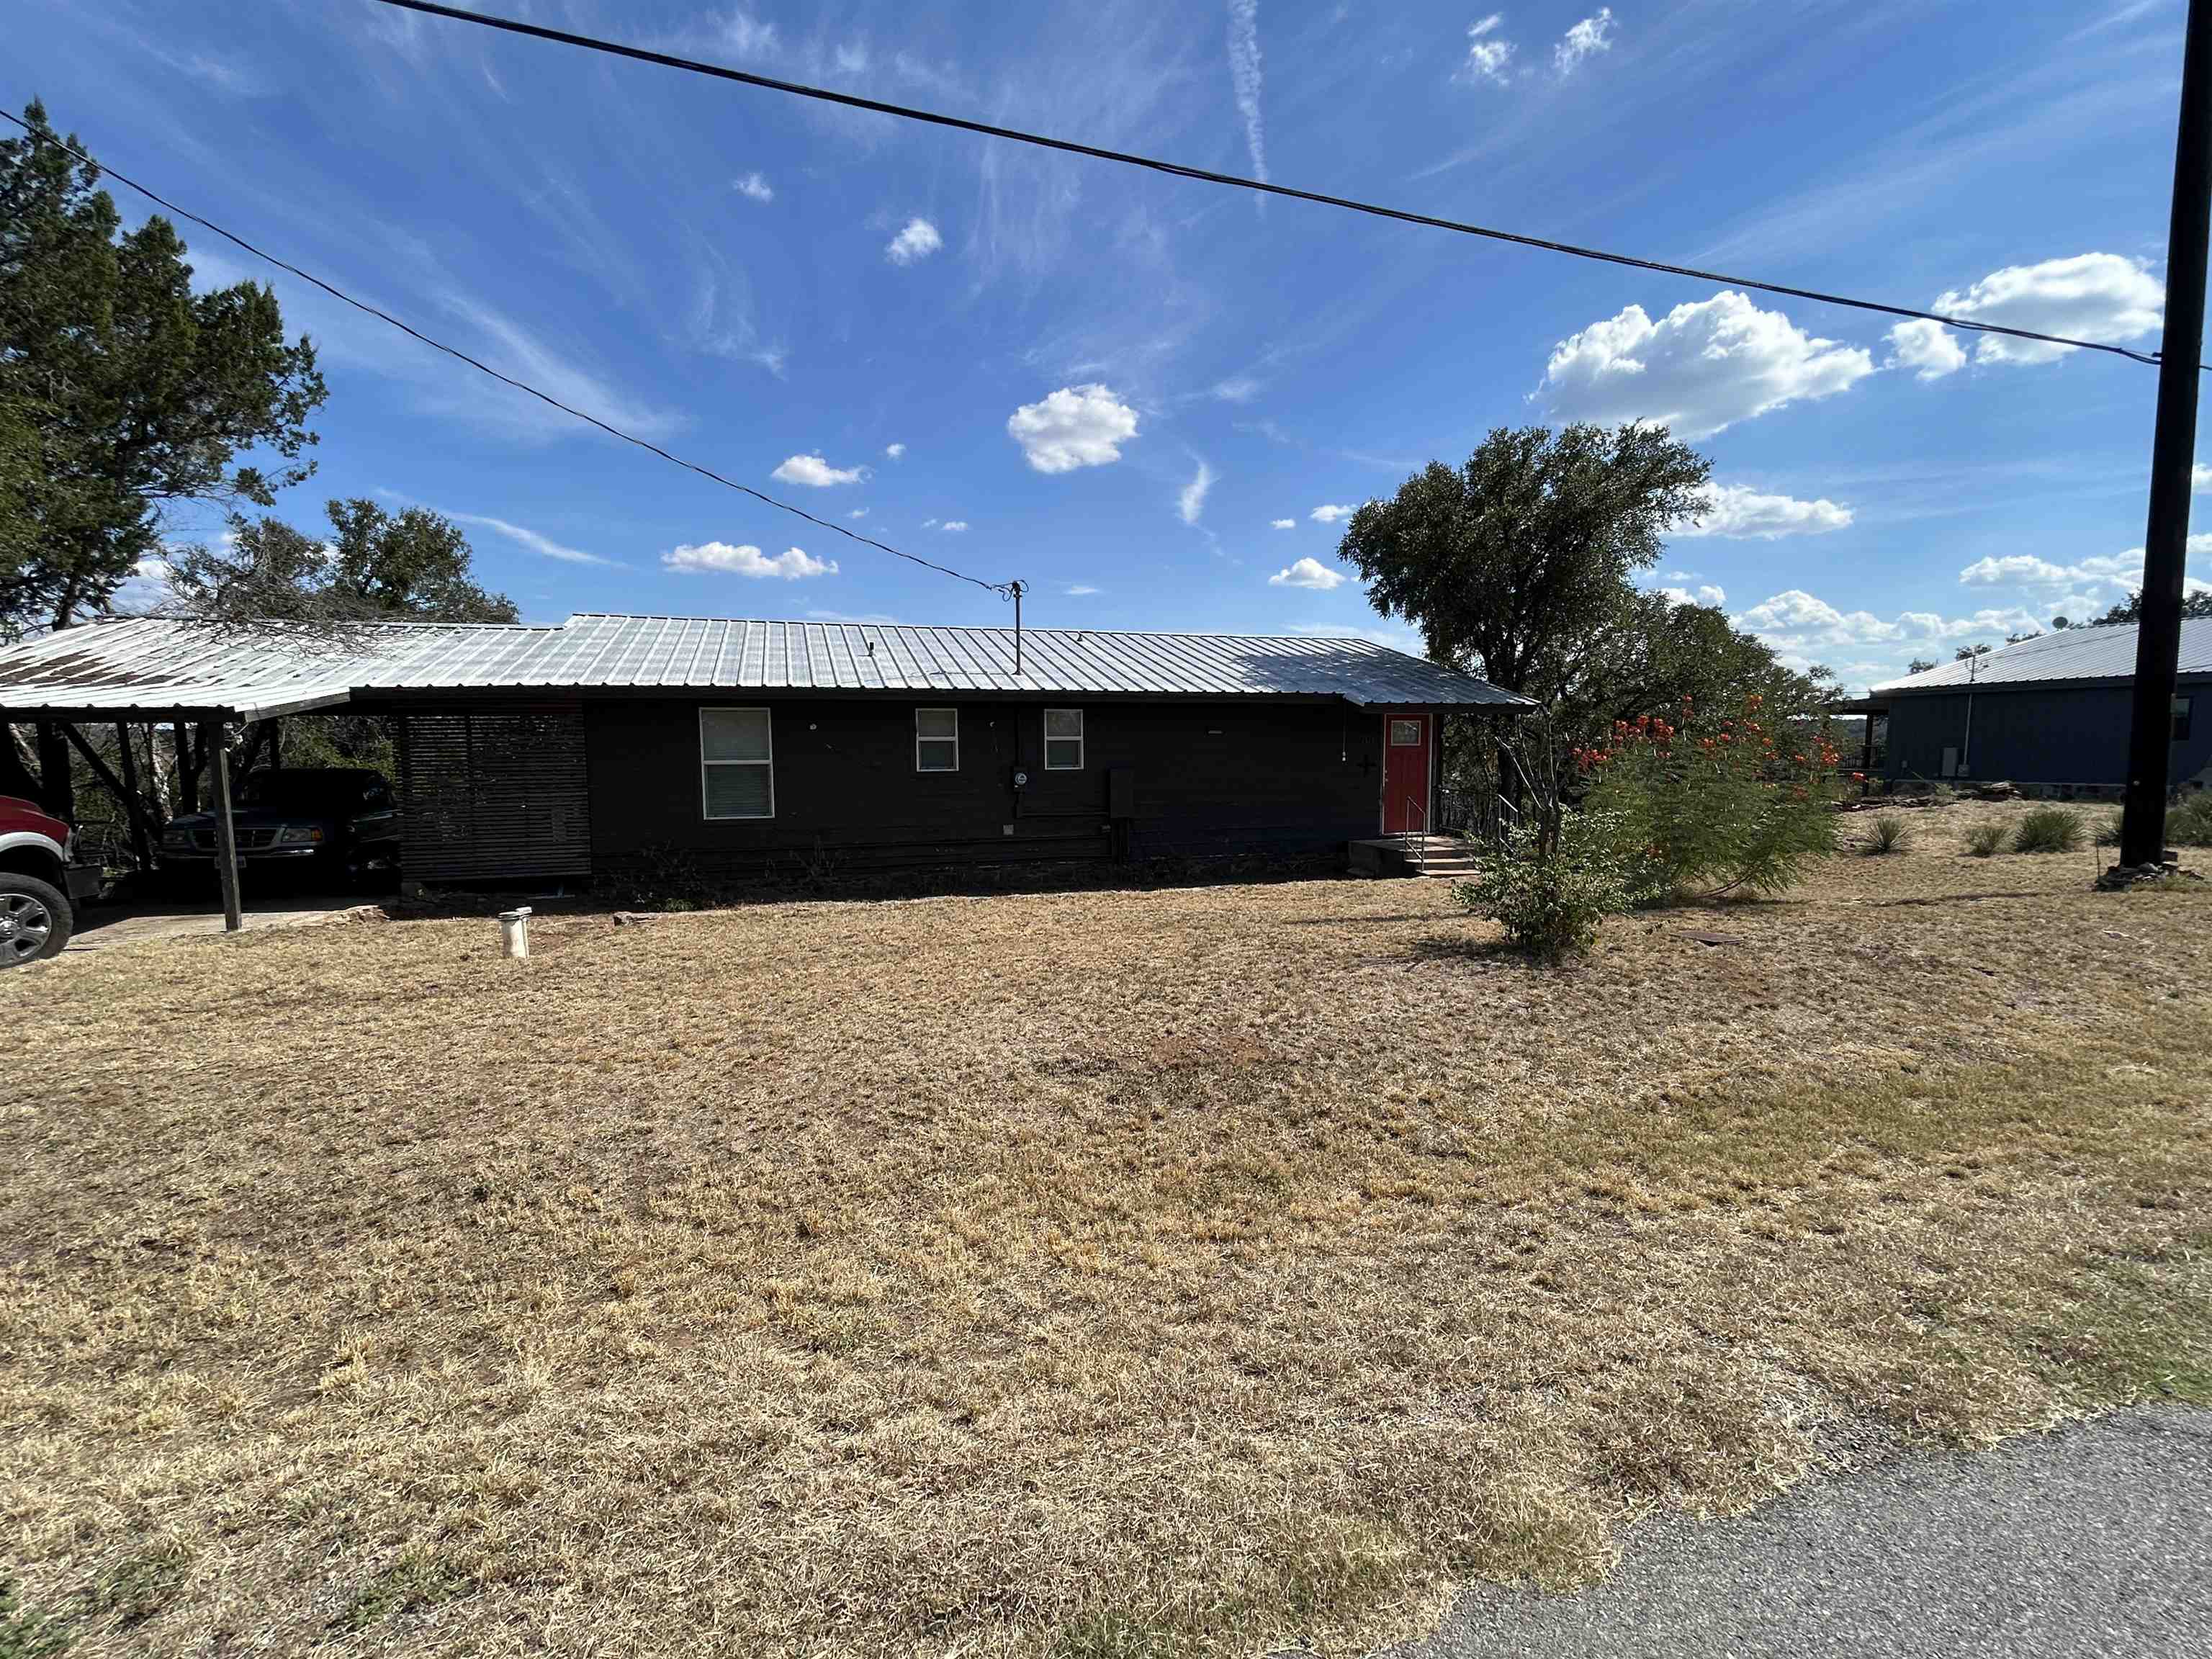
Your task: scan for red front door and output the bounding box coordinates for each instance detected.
[1382,713,1431,835]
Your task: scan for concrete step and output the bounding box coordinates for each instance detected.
[1411,857,1478,877]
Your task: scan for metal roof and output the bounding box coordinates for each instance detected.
[0,613,1530,719]
[1869,616,2212,695]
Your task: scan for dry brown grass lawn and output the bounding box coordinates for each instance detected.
[4,800,2210,1657]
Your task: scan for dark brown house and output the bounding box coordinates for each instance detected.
[0,613,1528,887]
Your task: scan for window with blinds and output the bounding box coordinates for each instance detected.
[700,707,775,819]
[1044,708,1084,770]
[916,707,959,772]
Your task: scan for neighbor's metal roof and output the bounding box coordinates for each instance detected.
[0,613,1530,719]
[1869,616,2212,694]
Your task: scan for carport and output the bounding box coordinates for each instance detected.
[0,626,361,932]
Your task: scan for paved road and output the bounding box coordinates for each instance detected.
[1396,1406,2211,1659]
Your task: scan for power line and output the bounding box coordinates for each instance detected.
[0,109,1017,599]
[372,0,2185,372]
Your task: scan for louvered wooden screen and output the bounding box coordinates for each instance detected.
[395,705,593,882]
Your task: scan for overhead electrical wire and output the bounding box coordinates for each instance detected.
[370,0,2187,372]
[0,109,1017,599]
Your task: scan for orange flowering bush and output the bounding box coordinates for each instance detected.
[1576,692,1842,901]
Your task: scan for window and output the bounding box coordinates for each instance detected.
[700,707,774,819]
[916,707,959,772]
[2177,696,2195,743]
[1044,707,1084,770]
[1389,719,1424,747]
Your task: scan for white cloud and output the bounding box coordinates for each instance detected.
[834,41,869,74]
[1212,375,1262,403]
[1271,518,1297,530]
[885,442,907,459]
[1885,318,1967,381]
[885,217,944,266]
[940,519,969,532]
[1933,253,2164,366]
[435,295,686,444]
[846,508,869,519]
[1676,482,1854,540]
[1553,9,1615,75]
[1658,583,1727,608]
[1270,557,1347,590]
[1226,1,1268,184]
[1309,503,1357,523]
[109,555,174,614]
[663,542,836,578]
[1006,384,1141,472]
[706,11,778,58]
[771,453,866,487]
[1735,590,1906,644]
[1537,290,1876,438]
[1459,14,1516,84]
[1957,554,2079,588]
[732,171,774,203]
[1735,590,2056,658]
[2197,463,2212,490]
[1178,459,1217,525]
[1065,583,1102,597]
[1958,536,2212,598]
[444,511,621,567]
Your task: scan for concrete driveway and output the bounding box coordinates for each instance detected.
[1394,1406,2211,1659]
[61,893,383,954]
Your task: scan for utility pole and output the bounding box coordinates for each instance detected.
[2121,0,2212,869]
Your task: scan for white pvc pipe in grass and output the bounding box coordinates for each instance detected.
[498,907,531,958]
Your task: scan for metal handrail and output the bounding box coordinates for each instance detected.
[1403,794,1429,874]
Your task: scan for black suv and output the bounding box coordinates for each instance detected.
[161,768,400,889]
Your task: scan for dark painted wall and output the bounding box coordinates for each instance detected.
[583,696,1419,873]
[1881,679,2212,791]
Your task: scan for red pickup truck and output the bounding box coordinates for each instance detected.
[0,795,105,966]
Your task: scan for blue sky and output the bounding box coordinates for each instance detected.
[10,0,2207,690]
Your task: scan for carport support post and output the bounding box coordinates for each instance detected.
[2122,0,2212,868]
[114,722,151,871]
[206,720,242,932]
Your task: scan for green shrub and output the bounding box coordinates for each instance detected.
[1579,695,1843,902]
[2095,810,2123,847]
[1865,813,1912,855]
[0,1581,68,1659]
[1962,819,2008,857]
[2167,791,2212,847]
[1455,810,1632,963]
[2013,805,2085,853]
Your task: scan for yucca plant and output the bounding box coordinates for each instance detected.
[2167,791,2212,848]
[1865,812,1912,855]
[2013,805,2085,854]
[1964,820,2009,858]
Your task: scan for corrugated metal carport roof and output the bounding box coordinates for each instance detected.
[0,613,1532,719]
[1869,616,2212,695]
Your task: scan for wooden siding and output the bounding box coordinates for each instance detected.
[583,696,1410,873]
[1880,680,2212,790]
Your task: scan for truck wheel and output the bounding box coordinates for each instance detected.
[0,873,72,966]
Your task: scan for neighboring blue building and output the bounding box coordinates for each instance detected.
[1852,617,2212,795]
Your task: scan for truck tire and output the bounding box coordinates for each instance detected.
[0,873,72,966]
